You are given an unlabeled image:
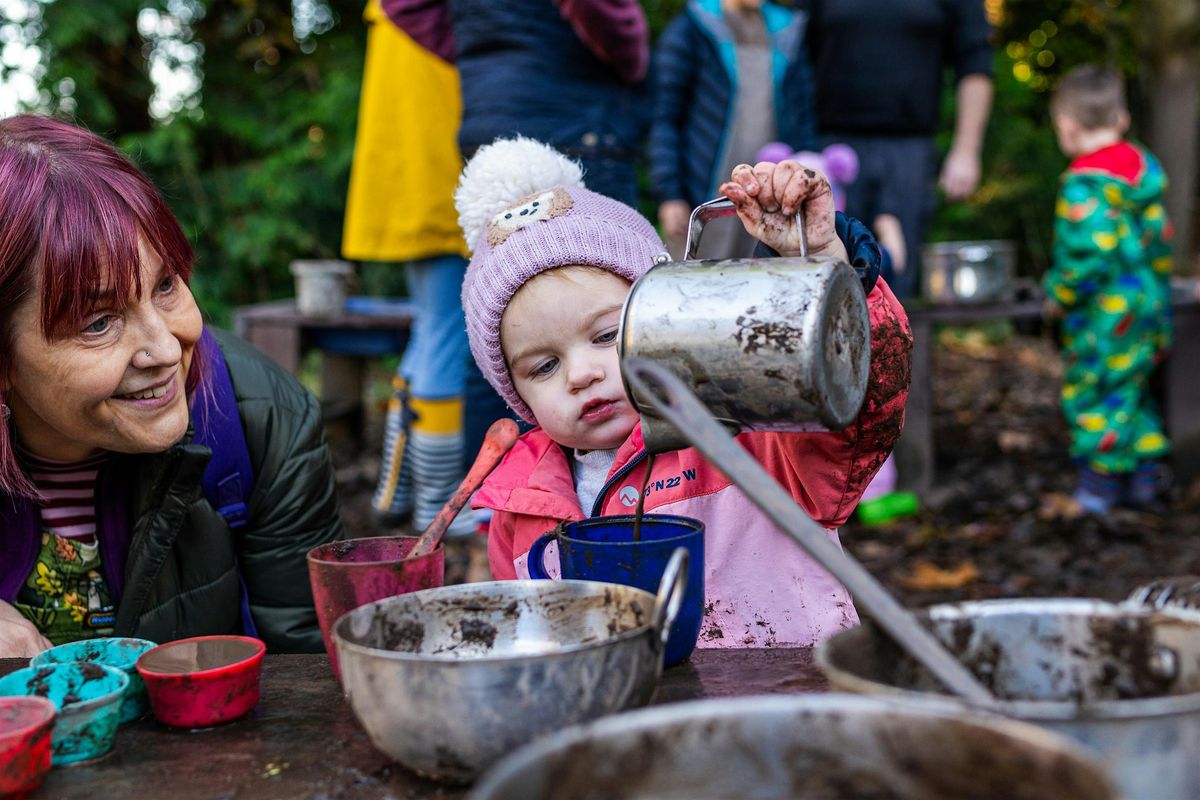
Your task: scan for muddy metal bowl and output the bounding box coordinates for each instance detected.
[470,694,1117,799]
[922,239,1015,304]
[333,575,683,784]
[818,598,1200,799]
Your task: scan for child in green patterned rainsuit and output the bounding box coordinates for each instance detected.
[1045,65,1173,514]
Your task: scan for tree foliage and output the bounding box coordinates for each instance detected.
[7,0,365,324]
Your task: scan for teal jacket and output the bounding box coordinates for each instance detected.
[649,0,815,204]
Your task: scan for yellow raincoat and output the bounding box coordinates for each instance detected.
[342,0,467,261]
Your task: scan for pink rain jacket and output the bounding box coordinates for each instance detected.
[475,279,912,647]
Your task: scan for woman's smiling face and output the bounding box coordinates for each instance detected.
[5,239,202,461]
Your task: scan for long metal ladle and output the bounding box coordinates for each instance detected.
[622,356,998,706]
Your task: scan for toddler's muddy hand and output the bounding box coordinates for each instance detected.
[720,161,847,261]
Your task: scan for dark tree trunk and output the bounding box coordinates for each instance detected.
[1147,54,1200,275]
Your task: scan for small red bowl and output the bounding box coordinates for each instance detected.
[135,635,266,729]
[0,696,56,798]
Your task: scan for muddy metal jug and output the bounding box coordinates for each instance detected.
[620,198,871,453]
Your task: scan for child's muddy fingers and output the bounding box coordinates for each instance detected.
[720,182,765,229]
[753,160,782,211]
[728,163,759,195]
[774,160,812,215]
[719,181,747,204]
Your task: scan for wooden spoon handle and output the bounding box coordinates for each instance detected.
[409,418,521,558]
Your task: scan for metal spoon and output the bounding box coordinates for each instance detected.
[409,418,521,558]
[622,356,997,706]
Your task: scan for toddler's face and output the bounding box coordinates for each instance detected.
[501,267,639,452]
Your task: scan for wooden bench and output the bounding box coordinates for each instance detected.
[233,298,417,440]
[896,292,1200,496]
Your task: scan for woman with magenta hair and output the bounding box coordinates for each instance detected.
[0,115,344,657]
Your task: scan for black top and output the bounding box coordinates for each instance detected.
[806,0,994,137]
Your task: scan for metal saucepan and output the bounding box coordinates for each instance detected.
[921,239,1015,305]
[333,549,687,784]
[620,198,871,453]
[621,357,996,705]
[470,694,1117,800]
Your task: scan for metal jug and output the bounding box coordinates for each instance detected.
[620,198,871,453]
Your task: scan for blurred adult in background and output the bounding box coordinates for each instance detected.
[0,115,342,657]
[806,0,994,298]
[342,0,489,538]
[382,0,651,208]
[650,0,816,259]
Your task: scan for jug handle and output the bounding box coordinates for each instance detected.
[526,532,558,580]
[684,197,807,261]
[651,547,689,651]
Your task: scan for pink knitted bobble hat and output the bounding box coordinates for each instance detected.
[456,137,669,423]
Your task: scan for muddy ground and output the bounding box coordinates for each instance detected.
[331,328,1200,606]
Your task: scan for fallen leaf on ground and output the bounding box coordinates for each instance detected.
[951,522,1006,543]
[899,560,980,590]
[997,430,1036,452]
[1038,492,1083,521]
[939,328,999,358]
[854,540,893,561]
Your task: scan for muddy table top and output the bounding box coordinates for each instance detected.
[2,648,825,799]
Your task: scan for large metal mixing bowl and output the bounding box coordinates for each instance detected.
[469,694,1117,800]
[818,598,1200,799]
[333,560,685,784]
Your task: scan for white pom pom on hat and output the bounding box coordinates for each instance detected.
[456,137,668,423]
[456,136,586,254]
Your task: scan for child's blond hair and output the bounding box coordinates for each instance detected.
[1051,65,1126,131]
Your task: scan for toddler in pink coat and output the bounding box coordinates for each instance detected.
[458,137,912,648]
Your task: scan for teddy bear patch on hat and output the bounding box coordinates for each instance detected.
[487,187,574,248]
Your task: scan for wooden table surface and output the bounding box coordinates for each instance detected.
[3,648,827,800]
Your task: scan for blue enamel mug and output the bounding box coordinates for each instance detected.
[527,514,703,667]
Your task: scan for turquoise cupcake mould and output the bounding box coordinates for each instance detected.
[31,637,157,724]
[0,661,128,765]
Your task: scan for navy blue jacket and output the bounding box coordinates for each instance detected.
[649,0,816,206]
[448,0,650,164]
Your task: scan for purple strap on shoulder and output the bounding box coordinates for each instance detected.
[191,328,259,638]
[192,329,254,530]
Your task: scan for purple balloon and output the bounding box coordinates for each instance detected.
[822,143,860,183]
[755,141,796,164]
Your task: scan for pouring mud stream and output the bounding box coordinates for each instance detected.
[630,453,656,543]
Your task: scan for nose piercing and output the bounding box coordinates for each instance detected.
[143,351,151,359]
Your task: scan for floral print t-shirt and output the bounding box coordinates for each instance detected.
[14,531,116,644]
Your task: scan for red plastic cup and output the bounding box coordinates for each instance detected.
[136,635,266,729]
[0,696,56,799]
[307,536,444,682]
